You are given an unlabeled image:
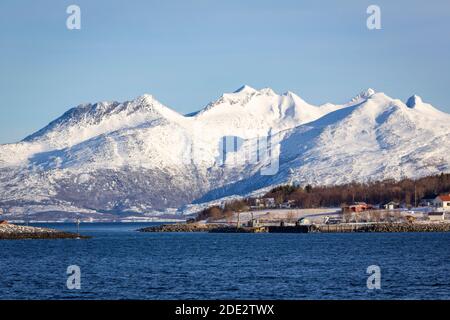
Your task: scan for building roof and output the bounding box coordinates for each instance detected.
[437,195,450,201]
[385,201,400,205]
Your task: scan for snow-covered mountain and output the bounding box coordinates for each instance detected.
[1,86,449,219]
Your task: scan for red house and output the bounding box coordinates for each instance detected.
[342,202,373,213]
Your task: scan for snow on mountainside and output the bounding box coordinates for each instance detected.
[0,85,449,219]
[195,84,349,134]
[0,95,185,166]
[196,91,450,203]
[24,95,185,144]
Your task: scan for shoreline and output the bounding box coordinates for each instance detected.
[4,219,185,224]
[0,222,90,240]
[138,223,223,233]
[138,222,450,234]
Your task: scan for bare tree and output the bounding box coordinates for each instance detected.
[208,207,223,222]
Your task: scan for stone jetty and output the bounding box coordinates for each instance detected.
[316,222,450,233]
[139,221,450,234]
[138,223,224,233]
[361,222,450,233]
[0,221,90,240]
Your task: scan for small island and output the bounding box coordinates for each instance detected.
[0,220,90,240]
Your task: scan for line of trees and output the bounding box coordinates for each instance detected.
[194,173,450,221]
[195,199,249,222]
[262,173,450,208]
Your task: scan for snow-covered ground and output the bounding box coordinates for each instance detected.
[211,208,341,225]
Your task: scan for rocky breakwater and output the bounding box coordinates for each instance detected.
[0,221,90,240]
[362,222,450,233]
[138,223,224,232]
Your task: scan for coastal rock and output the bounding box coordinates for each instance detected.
[364,223,450,233]
[138,223,223,233]
[0,222,90,240]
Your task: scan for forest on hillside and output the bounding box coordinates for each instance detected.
[195,173,450,221]
[262,173,450,208]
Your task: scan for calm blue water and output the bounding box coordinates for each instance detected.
[1,223,450,300]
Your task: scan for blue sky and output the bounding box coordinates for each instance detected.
[1,0,450,144]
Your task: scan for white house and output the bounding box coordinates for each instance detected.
[254,198,276,208]
[383,201,400,210]
[434,194,450,212]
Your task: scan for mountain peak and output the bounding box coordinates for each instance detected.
[283,91,308,103]
[406,94,423,108]
[361,88,376,98]
[199,85,268,114]
[349,88,376,104]
[234,85,258,94]
[22,93,181,147]
[283,90,300,98]
[137,93,154,102]
[259,87,276,95]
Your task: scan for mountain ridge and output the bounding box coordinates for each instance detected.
[0,86,449,219]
